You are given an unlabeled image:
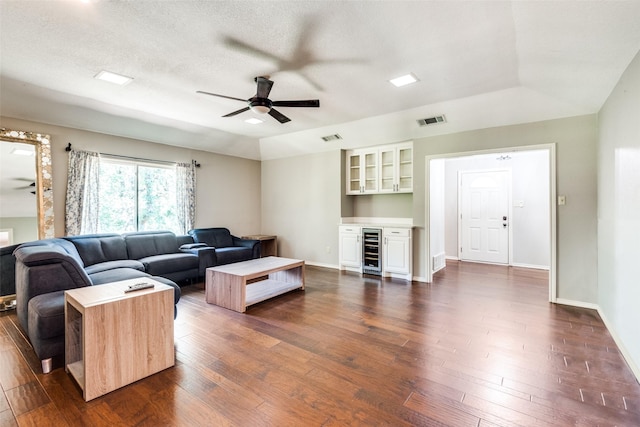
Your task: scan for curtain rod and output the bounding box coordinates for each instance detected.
[65,143,200,167]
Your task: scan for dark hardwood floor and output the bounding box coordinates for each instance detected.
[1,261,640,426]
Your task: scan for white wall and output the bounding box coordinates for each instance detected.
[0,116,262,238]
[261,150,341,266]
[0,217,38,245]
[261,115,596,302]
[414,115,597,302]
[442,150,550,269]
[598,49,640,376]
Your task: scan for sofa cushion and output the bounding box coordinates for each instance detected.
[215,247,253,265]
[139,253,198,276]
[28,291,66,341]
[124,231,179,259]
[89,267,151,285]
[84,260,145,275]
[189,228,233,248]
[65,234,127,267]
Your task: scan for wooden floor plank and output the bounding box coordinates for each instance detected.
[1,261,640,425]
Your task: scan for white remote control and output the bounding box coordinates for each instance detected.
[124,282,154,293]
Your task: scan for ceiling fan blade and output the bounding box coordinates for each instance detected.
[222,107,250,117]
[256,77,274,98]
[268,108,291,123]
[196,91,247,102]
[272,99,320,108]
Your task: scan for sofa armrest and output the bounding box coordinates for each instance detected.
[14,246,92,293]
[179,243,208,250]
[180,245,217,276]
[231,236,261,258]
[14,245,92,331]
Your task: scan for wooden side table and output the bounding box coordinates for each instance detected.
[65,278,175,401]
[242,234,277,257]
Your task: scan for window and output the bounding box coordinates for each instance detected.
[97,159,180,234]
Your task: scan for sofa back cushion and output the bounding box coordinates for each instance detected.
[17,238,84,267]
[124,231,179,259]
[64,234,127,267]
[188,228,233,248]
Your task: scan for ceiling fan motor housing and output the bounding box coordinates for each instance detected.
[249,97,272,114]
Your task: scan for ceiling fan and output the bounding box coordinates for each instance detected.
[12,179,36,194]
[197,76,319,123]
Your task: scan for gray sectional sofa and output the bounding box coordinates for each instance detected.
[12,228,260,373]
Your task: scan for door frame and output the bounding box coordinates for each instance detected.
[457,168,512,265]
[424,143,557,303]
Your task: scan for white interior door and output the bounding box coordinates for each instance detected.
[459,170,510,264]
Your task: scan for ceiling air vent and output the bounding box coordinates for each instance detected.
[417,115,446,127]
[321,134,342,142]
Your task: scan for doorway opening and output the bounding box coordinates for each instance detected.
[425,144,557,302]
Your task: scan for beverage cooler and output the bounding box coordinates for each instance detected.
[362,228,382,275]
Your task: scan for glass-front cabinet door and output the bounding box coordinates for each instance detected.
[379,148,396,192]
[397,144,413,192]
[347,152,361,194]
[346,149,378,194]
[363,151,378,193]
[378,143,413,193]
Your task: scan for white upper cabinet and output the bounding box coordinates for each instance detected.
[378,142,413,193]
[346,142,412,195]
[346,149,378,195]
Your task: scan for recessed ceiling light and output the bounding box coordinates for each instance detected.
[11,148,34,156]
[390,73,419,87]
[94,70,133,86]
[244,118,263,125]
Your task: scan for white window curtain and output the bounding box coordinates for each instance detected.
[65,149,100,235]
[175,161,196,234]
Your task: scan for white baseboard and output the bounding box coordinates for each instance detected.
[555,299,640,384]
[306,261,339,270]
[555,298,599,311]
[511,262,550,270]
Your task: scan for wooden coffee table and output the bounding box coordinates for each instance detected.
[205,256,304,312]
[65,278,175,401]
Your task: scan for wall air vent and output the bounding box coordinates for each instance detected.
[417,115,446,127]
[321,134,343,142]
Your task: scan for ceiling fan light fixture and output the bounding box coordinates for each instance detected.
[249,105,271,114]
[245,118,263,124]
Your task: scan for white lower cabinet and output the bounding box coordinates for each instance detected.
[383,228,412,279]
[339,226,361,269]
[339,225,412,280]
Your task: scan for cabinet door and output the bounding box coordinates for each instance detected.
[378,147,396,193]
[378,144,413,193]
[346,151,362,195]
[383,229,411,274]
[397,145,413,192]
[339,227,361,268]
[362,150,378,193]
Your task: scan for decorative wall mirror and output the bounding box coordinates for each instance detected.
[0,128,54,306]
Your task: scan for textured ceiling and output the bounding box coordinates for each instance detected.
[1,1,640,160]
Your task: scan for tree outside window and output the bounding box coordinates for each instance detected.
[98,160,179,234]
